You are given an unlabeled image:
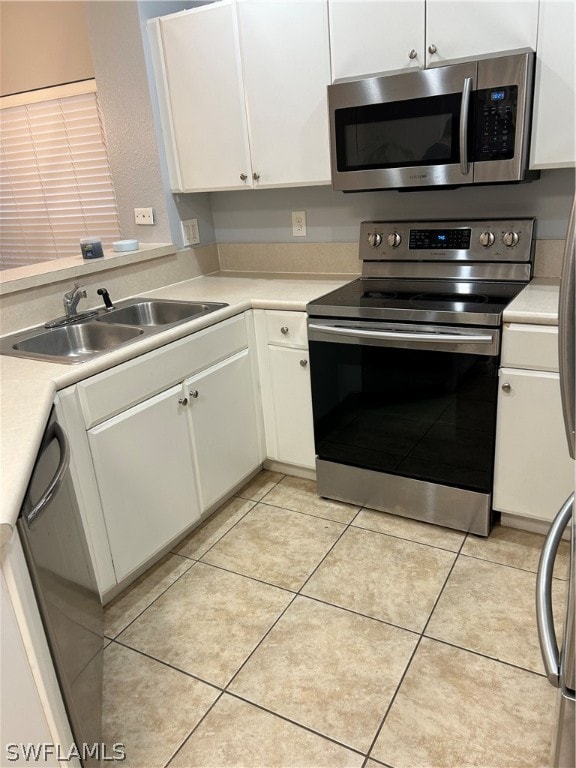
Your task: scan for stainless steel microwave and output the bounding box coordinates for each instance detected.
[328,50,539,192]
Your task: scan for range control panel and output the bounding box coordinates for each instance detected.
[360,218,535,263]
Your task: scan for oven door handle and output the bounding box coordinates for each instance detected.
[308,324,493,344]
[460,77,472,175]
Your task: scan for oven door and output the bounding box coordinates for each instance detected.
[308,319,500,529]
[328,61,477,191]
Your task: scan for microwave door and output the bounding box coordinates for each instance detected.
[329,61,477,191]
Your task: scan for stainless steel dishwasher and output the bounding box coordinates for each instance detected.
[17,410,103,765]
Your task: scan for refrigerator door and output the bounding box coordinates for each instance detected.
[558,196,575,459]
[17,412,103,765]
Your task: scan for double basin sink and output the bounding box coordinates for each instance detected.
[0,298,228,364]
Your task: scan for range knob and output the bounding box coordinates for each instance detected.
[479,231,495,248]
[387,232,402,248]
[368,232,382,248]
[503,231,520,247]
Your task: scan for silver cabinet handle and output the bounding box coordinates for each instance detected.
[501,382,512,393]
[409,49,418,60]
[252,172,260,181]
[459,77,472,175]
[25,423,70,527]
[428,44,437,55]
[300,359,308,367]
[189,390,199,399]
[178,397,188,406]
[280,326,289,335]
[536,493,574,688]
[240,173,248,181]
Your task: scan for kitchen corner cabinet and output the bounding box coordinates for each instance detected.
[529,0,576,169]
[148,0,331,193]
[254,310,316,471]
[493,323,575,525]
[329,0,538,79]
[58,314,261,591]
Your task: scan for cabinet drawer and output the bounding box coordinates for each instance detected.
[265,311,308,347]
[501,323,559,372]
[77,314,248,427]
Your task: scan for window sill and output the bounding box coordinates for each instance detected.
[0,244,176,297]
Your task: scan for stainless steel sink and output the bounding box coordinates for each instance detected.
[5,323,144,363]
[0,297,229,364]
[96,299,227,327]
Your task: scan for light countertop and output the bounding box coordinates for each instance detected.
[503,277,561,325]
[0,273,561,550]
[0,274,344,549]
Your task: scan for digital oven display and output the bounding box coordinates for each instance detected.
[409,229,472,250]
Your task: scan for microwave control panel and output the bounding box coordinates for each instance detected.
[474,85,517,162]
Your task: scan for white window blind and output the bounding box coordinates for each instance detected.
[0,88,121,270]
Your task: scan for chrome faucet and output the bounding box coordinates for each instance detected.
[63,284,87,318]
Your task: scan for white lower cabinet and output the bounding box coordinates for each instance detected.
[268,346,315,469]
[88,385,200,583]
[59,313,262,593]
[254,310,316,471]
[493,324,575,524]
[185,348,260,511]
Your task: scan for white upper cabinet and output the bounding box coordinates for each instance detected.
[329,1,425,80]
[530,0,576,169]
[149,0,331,193]
[238,0,331,188]
[425,1,539,67]
[150,2,252,192]
[329,0,539,80]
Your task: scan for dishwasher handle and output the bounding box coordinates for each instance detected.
[536,493,574,687]
[25,422,70,527]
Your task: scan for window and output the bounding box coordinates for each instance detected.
[0,81,121,270]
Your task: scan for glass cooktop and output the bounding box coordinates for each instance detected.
[307,279,526,327]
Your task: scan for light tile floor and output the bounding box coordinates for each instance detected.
[103,471,569,768]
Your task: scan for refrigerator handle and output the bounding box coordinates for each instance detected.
[536,493,574,687]
[25,422,70,527]
[558,196,575,459]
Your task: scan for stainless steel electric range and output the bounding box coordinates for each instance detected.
[307,218,535,536]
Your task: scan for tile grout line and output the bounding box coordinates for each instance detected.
[106,554,198,641]
[224,690,367,759]
[162,690,226,768]
[361,532,468,767]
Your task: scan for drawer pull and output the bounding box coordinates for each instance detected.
[280,326,289,335]
[178,397,188,406]
[190,390,199,399]
[501,382,512,393]
[300,359,308,367]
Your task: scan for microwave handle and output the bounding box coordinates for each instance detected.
[460,77,472,175]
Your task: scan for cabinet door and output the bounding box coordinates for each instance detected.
[88,385,200,582]
[426,1,539,66]
[157,2,253,192]
[186,349,260,511]
[530,0,576,169]
[237,0,331,187]
[493,369,575,522]
[268,345,316,470]
[329,0,425,80]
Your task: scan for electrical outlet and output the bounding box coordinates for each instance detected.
[134,207,155,225]
[292,210,307,237]
[182,218,200,246]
